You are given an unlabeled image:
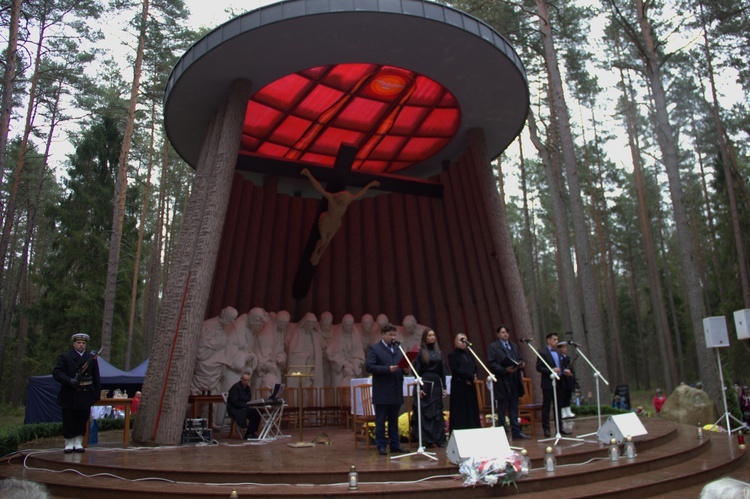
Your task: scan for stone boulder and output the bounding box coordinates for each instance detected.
[660,384,718,426]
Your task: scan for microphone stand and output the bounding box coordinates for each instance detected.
[571,343,610,440]
[522,340,583,446]
[463,340,497,428]
[391,343,437,461]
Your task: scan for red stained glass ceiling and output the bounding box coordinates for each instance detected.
[240,63,461,174]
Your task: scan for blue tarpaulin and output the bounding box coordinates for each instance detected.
[24,357,146,424]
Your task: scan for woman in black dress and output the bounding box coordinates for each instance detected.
[411,328,447,447]
[448,333,481,431]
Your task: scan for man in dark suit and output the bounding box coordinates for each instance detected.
[53,333,101,453]
[536,333,573,437]
[488,325,529,440]
[365,323,407,456]
[227,370,262,439]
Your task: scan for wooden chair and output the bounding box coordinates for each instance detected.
[300,386,320,427]
[474,379,493,427]
[518,377,540,435]
[337,386,352,430]
[280,387,299,429]
[353,383,375,449]
[318,386,339,427]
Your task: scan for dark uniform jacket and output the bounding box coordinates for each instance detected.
[53,349,101,409]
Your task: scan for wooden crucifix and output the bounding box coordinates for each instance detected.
[235,144,444,298]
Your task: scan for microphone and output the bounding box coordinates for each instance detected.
[391,340,401,346]
[569,341,581,347]
[460,338,473,347]
[520,338,533,343]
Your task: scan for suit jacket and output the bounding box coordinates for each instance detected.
[227,380,252,424]
[536,347,559,391]
[365,340,404,406]
[487,340,525,400]
[53,349,101,410]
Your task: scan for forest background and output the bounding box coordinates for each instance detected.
[0,0,748,410]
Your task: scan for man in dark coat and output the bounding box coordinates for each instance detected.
[53,333,101,453]
[488,325,529,440]
[226,370,262,439]
[536,332,573,437]
[365,323,407,456]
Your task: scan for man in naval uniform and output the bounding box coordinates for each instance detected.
[53,333,101,453]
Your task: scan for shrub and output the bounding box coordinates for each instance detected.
[0,418,129,457]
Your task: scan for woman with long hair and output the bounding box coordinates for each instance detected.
[410,328,447,447]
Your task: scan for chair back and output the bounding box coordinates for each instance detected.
[320,387,337,406]
[355,384,374,417]
[520,377,533,404]
[337,386,351,410]
[474,379,490,409]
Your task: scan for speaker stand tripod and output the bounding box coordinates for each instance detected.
[523,339,584,446]
[573,345,609,442]
[391,344,437,461]
[713,348,748,435]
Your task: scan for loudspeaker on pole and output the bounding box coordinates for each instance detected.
[597,413,648,445]
[446,427,512,465]
[703,316,730,348]
[734,309,750,340]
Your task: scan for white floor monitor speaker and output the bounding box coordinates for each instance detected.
[597,413,648,444]
[446,427,512,465]
[703,316,730,348]
[734,309,750,340]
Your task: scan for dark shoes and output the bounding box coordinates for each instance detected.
[245,433,258,440]
[543,429,551,437]
[513,432,531,440]
[390,445,406,453]
[378,447,387,455]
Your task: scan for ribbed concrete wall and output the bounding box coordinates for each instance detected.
[206,140,514,354]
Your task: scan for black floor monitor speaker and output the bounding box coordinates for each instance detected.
[446,427,512,465]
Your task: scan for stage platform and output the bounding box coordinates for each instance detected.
[1,417,746,498]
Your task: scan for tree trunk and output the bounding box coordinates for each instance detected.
[617,58,677,391]
[132,80,252,445]
[0,0,22,188]
[518,139,542,338]
[633,0,720,401]
[536,0,609,388]
[0,8,46,293]
[468,128,541,397]
[690,109,725,305]
[142,139,169,358]
[125,100,157,370]
[700,12,750,308]
[102,0,150,357]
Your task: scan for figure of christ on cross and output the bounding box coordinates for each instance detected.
[301,168,380,265]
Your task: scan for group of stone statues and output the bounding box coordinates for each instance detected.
[191,307,427,398]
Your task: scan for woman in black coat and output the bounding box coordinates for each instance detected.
[410,328,448,447]
[448,333,481,431]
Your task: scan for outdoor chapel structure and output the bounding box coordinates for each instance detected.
[134,0,530,445]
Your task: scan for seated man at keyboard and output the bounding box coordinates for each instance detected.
[227,370,262,439]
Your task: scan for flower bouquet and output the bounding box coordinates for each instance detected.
[459,452,527,489]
